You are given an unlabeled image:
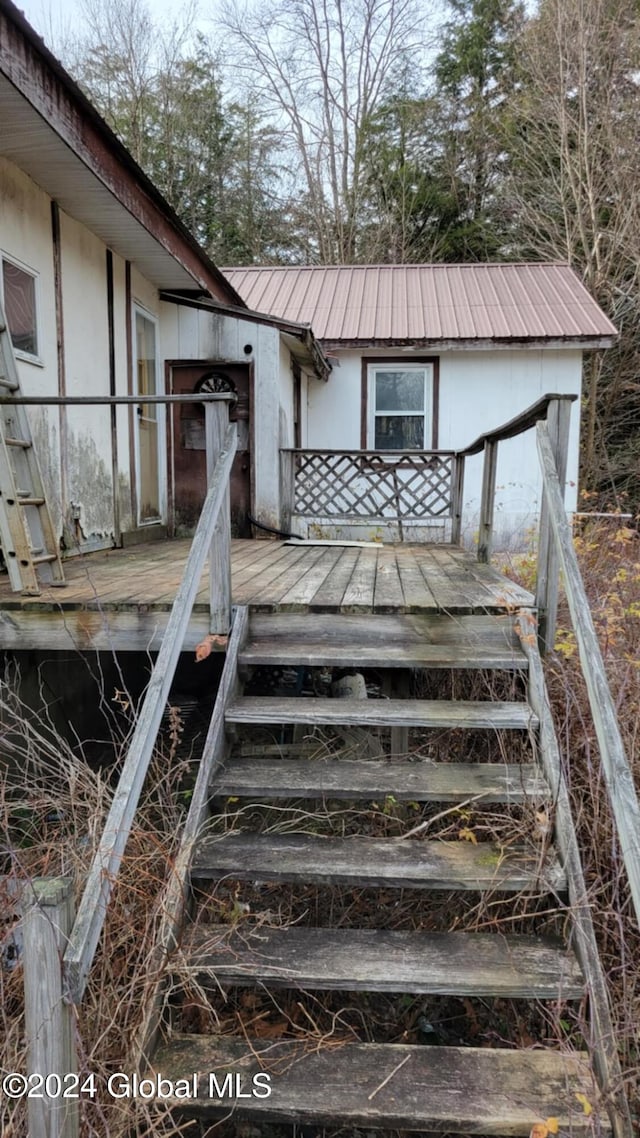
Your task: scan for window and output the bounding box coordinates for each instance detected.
[1,256,39,358]
[368,363,434,450]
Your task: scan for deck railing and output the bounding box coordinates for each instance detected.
[465,393,640,931]
[12,395,236,1138]
[281,448,460,538]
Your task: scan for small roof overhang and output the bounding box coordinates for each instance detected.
[160,291,331,381]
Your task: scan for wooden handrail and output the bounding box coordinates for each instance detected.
[63,417,237,1003]
[281,447,457,457]
[537,422,640,929]
[457,393,577,458]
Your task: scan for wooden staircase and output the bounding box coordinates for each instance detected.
[149,608,617,1134]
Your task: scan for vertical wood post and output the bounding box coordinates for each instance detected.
[23,878,78,1138]
[280,449,294,534]
[477,440,498,563]
[536,398,572,653]
[450,455,465,545]
[205,401,232,635]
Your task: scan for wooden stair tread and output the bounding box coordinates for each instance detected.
[191,833,565,892]
[215,757,549,802]
[152,1035,602,1133]
[241,612,528,670]
[181,925,583,998]
[226,696,537,729]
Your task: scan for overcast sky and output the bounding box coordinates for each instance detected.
[16,0,210,52]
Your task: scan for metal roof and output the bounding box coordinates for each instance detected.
[224,263,617,345]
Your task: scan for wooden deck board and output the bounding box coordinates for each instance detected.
[152,1036,601,1133]
[215,758,547,802]
[182,925,583,998]
[0,539,534,651]
[191,832,564,892]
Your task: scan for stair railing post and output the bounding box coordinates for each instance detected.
[536,397,572,654]
[451,454,465,545]
[205,400,233,635]
[22,878,78,1138]
[477,440,498,563]
[280,449,294,534]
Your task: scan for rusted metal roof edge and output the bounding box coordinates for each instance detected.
[0,0,245,307]
[159,291,331,381]
[318,335,616,352]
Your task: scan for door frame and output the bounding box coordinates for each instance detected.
[132,304,166,526]
[165,359,255,536]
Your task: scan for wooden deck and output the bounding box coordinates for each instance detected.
[0,539,532,652]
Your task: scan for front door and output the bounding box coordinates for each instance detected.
[169,362,252,536]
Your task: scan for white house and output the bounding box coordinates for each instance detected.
[0,0,616,565]
[225,264,617,545]
[0,0,326,564]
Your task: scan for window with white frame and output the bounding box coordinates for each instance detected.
[1,255,39,359]
[368,363,434,450]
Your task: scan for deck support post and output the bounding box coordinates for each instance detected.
[23,878,78,1138]
[536,398,571,654]
[477,440,498,563]
[206,401,232,635]
[451,455,465,545]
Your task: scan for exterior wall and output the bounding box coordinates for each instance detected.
[306,346,583,547]
[0,155,174,547]
[59,210,114,542]
[0,158,62,531]
[159,304,290,531]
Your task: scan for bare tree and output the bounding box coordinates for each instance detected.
[219,0,431,262]
[505,0,640,497]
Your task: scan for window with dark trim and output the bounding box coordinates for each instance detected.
[1,257,39,358]
[368,363,434,449]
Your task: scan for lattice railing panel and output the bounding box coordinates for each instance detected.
[289,451,456,521]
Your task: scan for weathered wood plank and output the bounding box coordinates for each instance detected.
[519,611,633,1138]
[373,546,405,611]
[245,612,526,663]
[183,925,583,998]
[63,423,237,1004]
[225,696,537,730]
[132,606,250,1066]
[206,403,232,634]
[537,424,640,930]
[535,399,571,654]
[478,439,499,564]
[277,546,343,607]
[22,878,78,1138]
[191,832,565,892]
[341,547,378,609]
[152,1036,600,1133]
[308,546,360,607]
[214,758,548,802]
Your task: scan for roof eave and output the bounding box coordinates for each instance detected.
[0,0,245,306]
[318,335,617,353]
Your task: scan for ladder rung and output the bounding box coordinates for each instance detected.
[18,496,45,506]
[0,376,19,391]
[5,437,31,448]
[31,552,57,565]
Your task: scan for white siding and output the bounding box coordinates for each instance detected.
[59,210,114,538]
[0,158,62,530]
[306,346,583,547]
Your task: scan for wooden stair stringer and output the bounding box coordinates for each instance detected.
[519,614,632,1138]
